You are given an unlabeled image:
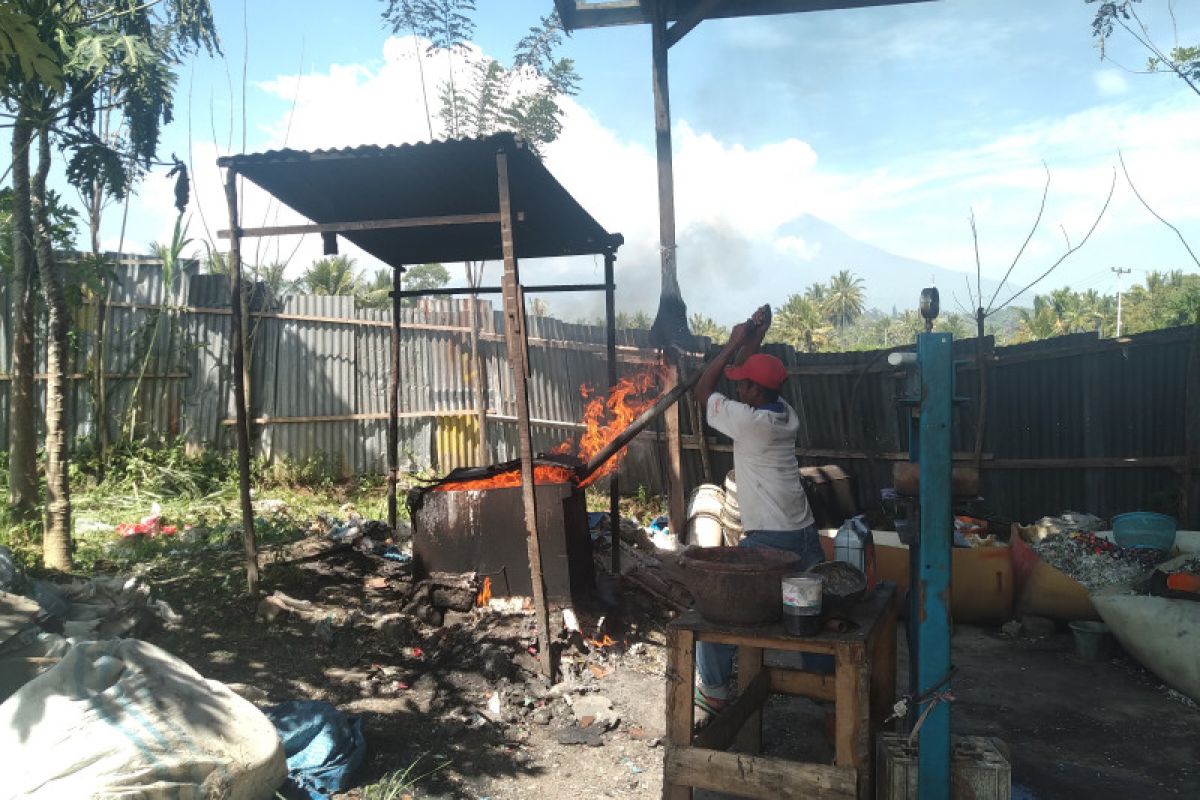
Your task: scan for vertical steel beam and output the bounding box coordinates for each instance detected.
[222,169,259,595]
[497,147,553,676]
[387,265,402,531]
[605,251,621,578]
[916,331,952,800]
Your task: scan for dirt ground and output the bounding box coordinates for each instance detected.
[137,539,1200,799]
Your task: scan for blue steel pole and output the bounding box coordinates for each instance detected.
[917,331,953,800]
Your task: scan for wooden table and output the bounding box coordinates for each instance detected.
[663,582,898,800]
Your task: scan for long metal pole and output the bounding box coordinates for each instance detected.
[387,266,402,531]
[650,2,689,538]
[605,252,621,577]
[916,331,952,800]
[222,169,258,595]
[497,147,553,677]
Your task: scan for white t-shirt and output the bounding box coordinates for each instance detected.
[706,392,814,533]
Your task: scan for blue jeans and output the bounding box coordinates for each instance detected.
[696,526,827,698]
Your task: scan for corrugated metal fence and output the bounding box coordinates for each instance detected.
[2,257,1195,525]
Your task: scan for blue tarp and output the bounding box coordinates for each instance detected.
[265,700,366,799]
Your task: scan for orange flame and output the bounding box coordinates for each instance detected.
[587,634,616,648]
[576,366,667,487]
[431,364,666,492]
[475,577,493,607]
[434,464,576,492]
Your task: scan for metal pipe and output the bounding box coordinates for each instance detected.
[577,364,704,484]
[399,282,613,298]
[605,252,620,576]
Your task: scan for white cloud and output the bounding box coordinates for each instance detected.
[1094,69,1130,96]
[106,34,1200,325]
[773,235,822,261]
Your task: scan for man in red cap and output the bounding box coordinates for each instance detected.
[691,304,821,715]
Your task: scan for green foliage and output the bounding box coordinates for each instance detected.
[359,753,452,800]
[300,255,360,296]
[1090,0,1200,96]
[769,294,832,353]
[398,1,580,152]
[0,1,64,90]
[825,269,866,328]
[404,261,449,292]
[689,313,728,342]
[0,186,78,276]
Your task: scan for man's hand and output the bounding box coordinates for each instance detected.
[750,304,772,332]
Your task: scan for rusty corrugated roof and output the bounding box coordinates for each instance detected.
[218,133,623,267]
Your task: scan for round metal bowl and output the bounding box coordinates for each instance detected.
[678,546,803,625]
[807,560,868,612]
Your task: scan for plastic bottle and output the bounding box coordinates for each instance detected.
[834,515,877,590]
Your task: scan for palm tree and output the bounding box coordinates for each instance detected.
[356,268,393,310]
[935,313,971,339]
[771,294,832,353]
[804,282,828,305]
[689,313,728,342]
[255,262,292,304]
[1014,295,1058,342]
[825,270,865,329]
[301,256,359,296]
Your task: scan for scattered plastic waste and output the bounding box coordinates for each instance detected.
[264,701,367,800]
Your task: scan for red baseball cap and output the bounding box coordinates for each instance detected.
[725,353,788,390]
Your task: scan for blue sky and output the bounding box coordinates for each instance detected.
[79,0,1200,322]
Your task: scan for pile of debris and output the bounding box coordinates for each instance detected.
[1031,531,1166,591]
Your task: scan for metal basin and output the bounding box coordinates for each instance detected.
[678,546,803,625]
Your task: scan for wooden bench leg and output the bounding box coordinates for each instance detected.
[870,601,898,734]
[835,643,871,799]
[735,645,764,753]
[664,627,695,800]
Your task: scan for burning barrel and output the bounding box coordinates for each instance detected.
[407,457,595,605]
[407,362,701,607]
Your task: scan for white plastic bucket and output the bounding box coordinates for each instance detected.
[687,484,726,547]
[721,470,743,545]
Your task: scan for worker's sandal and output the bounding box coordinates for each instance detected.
[693,687,730,719]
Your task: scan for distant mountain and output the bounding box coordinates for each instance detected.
[667,214,1001,323]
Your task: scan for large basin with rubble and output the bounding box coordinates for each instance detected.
[678,546,803,625]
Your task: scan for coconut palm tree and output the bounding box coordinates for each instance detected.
[301,256,359,296]
[689,313,728,342]
[825,269,865,329]
[771,294,832,353]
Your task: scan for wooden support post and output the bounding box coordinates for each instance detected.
[665,625,696,800]
[665,364,687,539]
[696,668,770,752]
[387,266,402,531]
[470,292,489,465]
[497,148,553,677]
[735,645,765,753]
[222,169,258,595]
[834,642,871,799]
[870,594,899,734]
[605,252,621,577]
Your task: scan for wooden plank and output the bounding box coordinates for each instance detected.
[695,666,770,751]
[696,629,838,655]
[216,211,505,239]
[387,266,401,531]
[664,366,687,538]
[665,0,721,46]
[665,625,696,800]
[663,744,857,799]
[834,642,872,799]
[223,171,259,595]
[497,148,552,678]
[735,645,766,753]
[768,668,837,702]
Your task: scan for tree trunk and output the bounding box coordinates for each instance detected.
[88,180,110,480]
[33,127,71,570]
[8,115,38,520]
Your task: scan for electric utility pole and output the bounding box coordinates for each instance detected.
[1112,267,1131,336]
